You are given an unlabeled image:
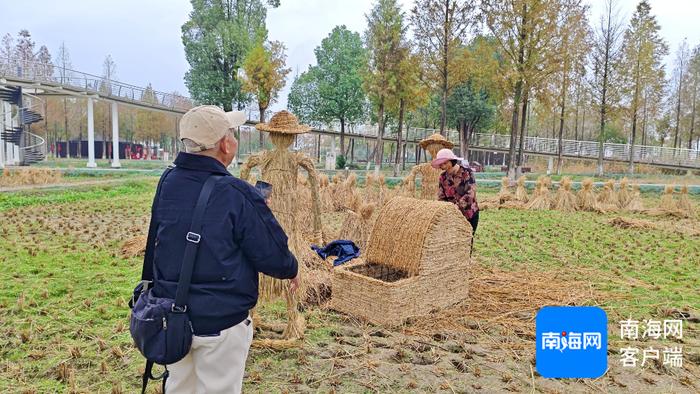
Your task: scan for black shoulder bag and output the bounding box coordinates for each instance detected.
[129,169,222,394]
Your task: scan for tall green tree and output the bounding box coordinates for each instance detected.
[685,45,700,149]
[182,0,277,111]
[313,26,367,156]
[620,0,668,173]
[242,39,291,144]
[411,0,476,135]
[287,69,322,127]
[365,0,407,171]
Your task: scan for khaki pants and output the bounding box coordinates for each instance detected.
[166,317,253,394]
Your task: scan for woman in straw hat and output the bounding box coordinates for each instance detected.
[432,148,480,252]
[240,110,324,341]
[401,133,455,199]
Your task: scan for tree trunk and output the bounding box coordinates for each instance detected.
[508,79,523,174]
[63,98,70,158]
[688,80,697,149]
[673,58,684,150]
[374,98,385,173]
[440,0,449,135]
[340,118,346,158]
[393,98,405,177]
[628,54,641,174]
[516,89,529,171]
[259,106,266,149]
[557,81,566,175]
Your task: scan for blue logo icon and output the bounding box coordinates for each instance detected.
[536,306,608,378]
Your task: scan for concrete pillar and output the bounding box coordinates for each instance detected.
[111,102,121,168]
[0,102,5,169]
[86,98,97,168]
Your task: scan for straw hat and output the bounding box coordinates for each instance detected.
[418,133,454,150]
[255,110,310,134]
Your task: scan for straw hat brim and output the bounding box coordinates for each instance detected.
[419,138,454,149]
[255,122,310,134]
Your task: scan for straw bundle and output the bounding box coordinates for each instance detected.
[659,185,677,212]
[514,176,529,202]
[497,177,513,204]
[609,217,656,230]
[399,172,416,198]
[626,184,644,212]
[617,178,632,208]
[552,177,577,212]
[677,185,696,218]
[120,235,147,258]
[576,178,598,211]
[526,177,552,210]
[332,197,471,326]
[338,202,376,251]
[597,179,617,206]
[319,173,329,187]
[331,173,343,184]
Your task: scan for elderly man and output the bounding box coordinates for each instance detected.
[144,105,299,393]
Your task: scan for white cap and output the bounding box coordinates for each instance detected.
[179,105,246,152]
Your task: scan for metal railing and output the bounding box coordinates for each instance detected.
[0,57,193,113]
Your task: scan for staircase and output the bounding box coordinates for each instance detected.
[0,86,46,165]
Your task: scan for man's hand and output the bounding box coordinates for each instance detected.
[289,275,300,293]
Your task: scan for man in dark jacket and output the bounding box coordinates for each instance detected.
[148,105,298,393]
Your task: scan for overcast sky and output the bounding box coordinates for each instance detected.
[1,0,699,112]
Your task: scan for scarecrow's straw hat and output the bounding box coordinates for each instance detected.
[255,110,310,134]
[418,133,454,150]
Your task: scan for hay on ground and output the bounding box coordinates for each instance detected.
[609,217,656,230]
[120,235,147,258]
[526,177,552,210]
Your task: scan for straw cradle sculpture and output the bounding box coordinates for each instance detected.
[402,134,454,200]
[332,197,471,326]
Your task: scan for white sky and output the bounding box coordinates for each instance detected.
[1,0,698,111]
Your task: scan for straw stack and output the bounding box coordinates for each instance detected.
[626,184,644,212]
[617,177,632,208]
[577,178,598,211]
[677,185,696,218]
[597,179,617,207]
[514,176,529,203]
[659,185,678,212]
[526,176,552,210]
[497,177,513,204]
[120,235,147,258]
[552,177,577,212]
[338,202,376,251]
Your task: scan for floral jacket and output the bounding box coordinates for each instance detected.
[437,164,479,220]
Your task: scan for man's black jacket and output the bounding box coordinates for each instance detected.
[147,153,297,335]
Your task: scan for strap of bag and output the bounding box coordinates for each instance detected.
[141,165,176,281]
[173,174,222,311]
[141,360,169,394]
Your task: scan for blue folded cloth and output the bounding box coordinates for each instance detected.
[311,240,360,266]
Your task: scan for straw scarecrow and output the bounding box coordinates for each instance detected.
[240,110,323,341]
[402,134,454,200]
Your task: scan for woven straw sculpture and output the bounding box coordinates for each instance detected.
[331,197,471,326]
[240,110,324,341]
[401,134,454,200]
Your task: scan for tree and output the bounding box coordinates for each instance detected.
[553,1,590,174]
[242,39,291,145]
[35,45,53,80]
[619,0,668,172]
[686,46,700,149]
[0,34,14,74]
[411,0,475,134]
[365,0,407,171]
[182,0,276,111]
[14,30,36,77]
[136,84,168,149]
[482,0,573,176]
[55,42,74,157]
[670,40,688,151]
[590,0,625,176]
[287,70,322,127]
